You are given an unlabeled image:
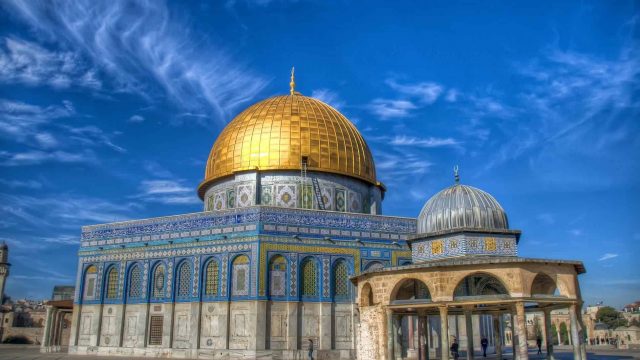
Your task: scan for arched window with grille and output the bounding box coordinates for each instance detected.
[128,264,142,299]
[204,260,219,296]
[176,261,192,299]
[105,266,119,299]
[151,264,165,299]
[300,257,318,298]
[333,259,350,301]
[231,255,250,296]
[82,265,98,301]
[269,255,287,297]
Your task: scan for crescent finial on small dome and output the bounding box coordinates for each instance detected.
[454,165,460,184]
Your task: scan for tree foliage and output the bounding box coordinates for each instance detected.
[596,306,628,329]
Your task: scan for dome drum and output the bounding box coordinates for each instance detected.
[202,169,383,214]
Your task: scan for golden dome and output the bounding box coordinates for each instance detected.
[198,94,377,198]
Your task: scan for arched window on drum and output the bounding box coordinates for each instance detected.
[128,264,142,299]
[82,265,98,301]
[151,263,166,299]
[176,261,192,299]
[269,255,287,297]
[231,255,250,297]
[333,259,350,301]
[204,260,219,297]
[104,266,119,299]
[300,257,318,298]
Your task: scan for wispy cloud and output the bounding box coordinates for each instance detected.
[0,178,43,189]
[385,79,444,104]
[128,115,145,123]
[0,98,125,163]
[3,0,268,121]
[311,88,345,110]
[135,179,199,205]
[0,37,101,89]
[389,135,461,148]
[0,149,96,166]
[598,253,619,261]
[483,44,640,172]
[0,193,137,228]
[367,99,417,119]
[537,213,555,225]
[376,152,433,178]
[568,229,583,236]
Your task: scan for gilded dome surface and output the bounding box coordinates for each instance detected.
[198,94,377,197]
[417,183,509,234]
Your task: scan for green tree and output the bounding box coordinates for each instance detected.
[551,324,559,345]
[596,306,628,329]
[559,322,569,345]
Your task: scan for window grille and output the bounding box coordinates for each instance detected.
[301,259,317,297]
[128,265,142,298]
[204,261,219,296]
[333,260,349,298]
[106,268,118,299]
[177,262,192,298]
[149,316,163,345]
[152,265,165,298]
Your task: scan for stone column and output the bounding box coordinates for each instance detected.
[439,306,450,360]
[515,302,529,360]
[511,311,518,360]
[386,309,395,360]
[464,307,474,360]
[569,304,581,360]
[493,315,502,360]
[543,309,554,360]
[41,305,54,351]
[409,315,415,351]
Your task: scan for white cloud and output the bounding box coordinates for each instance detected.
[0,37,101,89]
[0,150,95,166]
[3,0,268,121]
[568,229,583,236]
[311,89,345,110]
[389,135,461,148]
[536,213,555,225]
[367,99,417,119]
[598,253,619,261]
[135,179,199,205]
[386,79,444,104]
[376,152,433,178]
[445,89,459,102]
[128,115,145,122]
[0,98,74,142]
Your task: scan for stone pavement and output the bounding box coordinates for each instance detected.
[0,346,639,360]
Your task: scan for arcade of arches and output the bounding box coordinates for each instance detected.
[353,257,586,360]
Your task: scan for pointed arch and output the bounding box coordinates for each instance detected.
[333,258,350,301]
[203,258,219,297]
[82,265,98,301]
[231,254,250,297]
[127,264,143,299]
[176,260,193,299]
[151,262,166,299]
[453,272,509,298]
[390,278,431,303]
[360,282,374,306]
[104,265,119,299]
[268,254,287,298]
[530,273,558,296]
[300,256,319,298]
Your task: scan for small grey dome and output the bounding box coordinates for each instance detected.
[417,184,508,234]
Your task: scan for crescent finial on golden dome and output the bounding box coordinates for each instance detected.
[289,67,295,95]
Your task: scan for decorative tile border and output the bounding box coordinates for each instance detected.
[80,206,416,248]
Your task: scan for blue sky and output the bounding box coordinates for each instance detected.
[0,1,638,308]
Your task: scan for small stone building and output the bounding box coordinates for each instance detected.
[352,178,587,360]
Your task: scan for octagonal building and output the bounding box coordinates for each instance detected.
[66,75,586,360]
